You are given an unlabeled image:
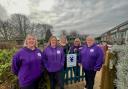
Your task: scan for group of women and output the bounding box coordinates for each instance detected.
[12,34,104,89]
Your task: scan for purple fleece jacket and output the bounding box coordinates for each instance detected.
[79,44,104,71]
[43,45,65,72]
[12,47,44,87]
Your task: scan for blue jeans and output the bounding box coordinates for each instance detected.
[73,66,80,82]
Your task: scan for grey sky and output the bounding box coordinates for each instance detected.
[0,4,8,20]
[0,0,128,36]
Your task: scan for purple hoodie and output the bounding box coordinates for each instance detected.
[79,44,104,71]
[12,47,44,87]
[43,45,65,72]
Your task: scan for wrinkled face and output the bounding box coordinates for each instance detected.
[86,37,95,47]
[50,37,57,47]
[26,36,36,48]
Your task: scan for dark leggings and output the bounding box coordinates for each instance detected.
[20,77,41,89]
[48,70,64,89]
[84,69,96,89]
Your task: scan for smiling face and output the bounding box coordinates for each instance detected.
[86,36,95,47]
[74,38,81,46]
[26,35,36,49]
[61,37,67,44]
[59,36,67,46]
[49,36,57,47]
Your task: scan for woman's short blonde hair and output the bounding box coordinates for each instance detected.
[74,38,81,46]
[47,35,58,46]
[59,36,68,44]
[23,34,38,47]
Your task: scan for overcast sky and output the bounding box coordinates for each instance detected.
[0,0,128,36]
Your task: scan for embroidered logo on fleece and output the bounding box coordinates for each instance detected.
[37,53,41,57]
[57,50,61,54]
[90,49,94,52]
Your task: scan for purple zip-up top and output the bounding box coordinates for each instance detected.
[12,47,44,87]
[43,45,65,72]
[79,44,104,71]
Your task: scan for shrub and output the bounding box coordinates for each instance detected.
[0,48,18,89]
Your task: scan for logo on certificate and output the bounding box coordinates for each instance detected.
[67,54,77,67]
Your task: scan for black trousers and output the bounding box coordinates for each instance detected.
[83,69,96,89]
[48,70,64,89]
[20,77,41,89]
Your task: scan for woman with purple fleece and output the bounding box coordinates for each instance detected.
[79,36,104,89]
[43,36,65,89]
[12,34,44,89]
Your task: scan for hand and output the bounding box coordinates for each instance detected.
[94,69,97,71]
[78,63,82,67]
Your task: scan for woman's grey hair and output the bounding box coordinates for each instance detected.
[23,34,38,47]
[86,35,95,41]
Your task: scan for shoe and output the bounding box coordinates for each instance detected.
[85,85,87,88]
[84,85,87,89]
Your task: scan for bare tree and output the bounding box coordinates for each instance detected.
[28,23,48,39]
[0,20,16,40]
[35,23,46,39]
[37,23,53,41]
[27,23,36,34]
[0,13,53,41]
[45,29,52,42]
[10,14,30,38]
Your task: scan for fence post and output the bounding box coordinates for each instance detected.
[100,50,116,89]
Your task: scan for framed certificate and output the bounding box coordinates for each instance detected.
[67,54,77,67]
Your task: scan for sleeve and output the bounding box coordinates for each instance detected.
[38,50,45,71]
[77,46,83,63]
[78,50,81,63]
[69,46,74,54]
[61,48,65,66]
[94,47,104,71]
[42,49,48,68]
[65,44,70,54]
[11,51,21,76]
